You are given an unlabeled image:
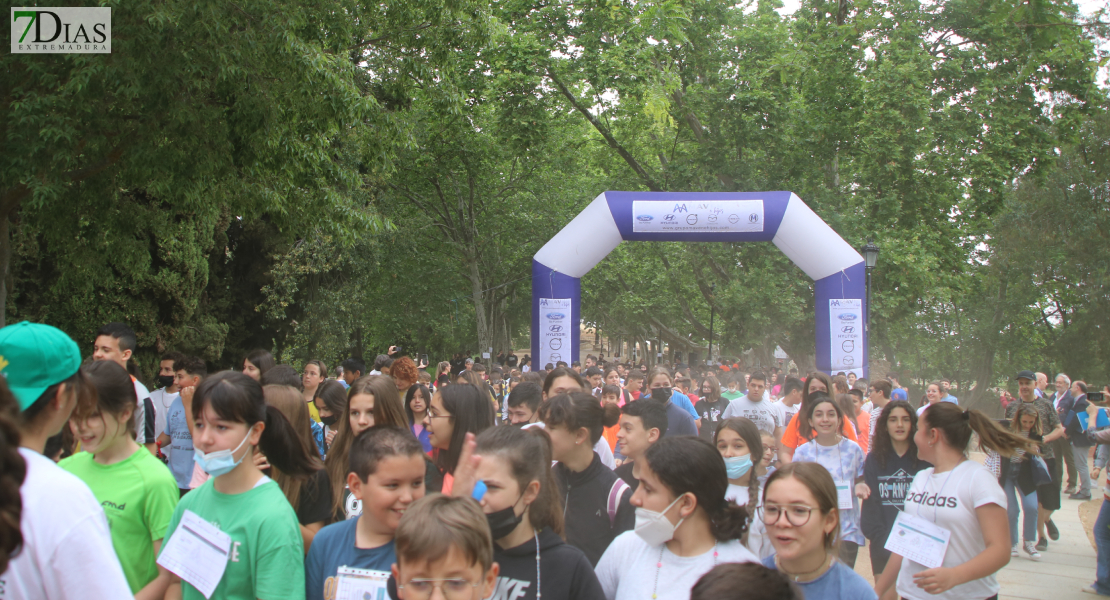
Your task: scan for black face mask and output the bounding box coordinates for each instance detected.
[320,413,339,427]
[651,386,673,403]
[158,375,175,388]
[486,495,525,539]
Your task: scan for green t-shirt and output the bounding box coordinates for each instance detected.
[59,447,180,592]
[161,477,304,600]
[721,390,744,401]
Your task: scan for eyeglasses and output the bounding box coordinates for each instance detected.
[759,503,817,527]
[426,409,452,420]
[398,578,480,600]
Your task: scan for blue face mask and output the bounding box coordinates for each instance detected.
[723,454,753,479]
[194,428,254,477]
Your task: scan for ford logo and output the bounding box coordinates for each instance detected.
[636,215,653,222]
[837,313,857,321]
[546,313,565,320]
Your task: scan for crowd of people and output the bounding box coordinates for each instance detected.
[1,321,1108,600]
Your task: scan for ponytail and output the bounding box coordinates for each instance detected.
[643,437,749,543]
[475,426,565,537]
[921,402,1039,457]
[0,378,25,573]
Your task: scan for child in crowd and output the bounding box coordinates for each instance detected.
[60,360,180,596]
[154,371,318,599]
[691,563,803,600]
[304,426,426,600]
[454,425,605,600]
[392,495,499,600]
[404,384,432,453]
[760,462,878,599]
[600,384,623,455]
[425,382,496,494]
[715,418,772,558]
[613,400,668,489]
[791,393,867,568]
[875,402,1037,600]
[542,392,633,565]
[260,385,330,552]
[325,375,409,521]
[596,436,759,600]
[861,400,930,578]
[157,356,205,496]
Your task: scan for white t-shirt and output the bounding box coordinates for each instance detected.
[1,448,132,599]
[777,400,801,428]
[721,396,785,435]
[596,531,758,600]
[896,460,1007,600]
[148,387,179,448]
[725,480,772,559]
[132,377,155,444]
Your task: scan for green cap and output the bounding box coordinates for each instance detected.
[0,321,82,410]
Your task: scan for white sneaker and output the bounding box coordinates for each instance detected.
[1012,544,1020,557]
[1024,541,1042,560]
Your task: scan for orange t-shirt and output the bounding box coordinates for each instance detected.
[780,411,859,449]
[855,413,870,454]
[603,424,619,453]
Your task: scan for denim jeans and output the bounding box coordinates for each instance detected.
[1095,500,1110,594]
[1004,466,1038,543]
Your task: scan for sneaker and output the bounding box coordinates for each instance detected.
[1037,537,1049,551]
[1024,541,1042,560]
[1071,492,1093,500]
[1065,486,1076,494]
[1048,519,1061,540]
[1012,544,1020,557]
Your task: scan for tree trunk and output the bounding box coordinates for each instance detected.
[966,279,1008,413]
[468,259,493,359]
[0,215,9,328]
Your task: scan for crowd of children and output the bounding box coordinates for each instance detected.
[1,322,1102,600]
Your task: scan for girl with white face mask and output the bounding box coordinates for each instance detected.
[595,436,759,600]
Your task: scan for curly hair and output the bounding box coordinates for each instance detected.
[390,356,419,390]
[0,377,25,573]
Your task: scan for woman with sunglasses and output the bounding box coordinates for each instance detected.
[759,462,877,599]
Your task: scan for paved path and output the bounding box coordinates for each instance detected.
[853,457,1100,599]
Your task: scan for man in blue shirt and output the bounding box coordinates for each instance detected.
[941,378,959,404]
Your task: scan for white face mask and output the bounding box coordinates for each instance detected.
[634,495,686,546]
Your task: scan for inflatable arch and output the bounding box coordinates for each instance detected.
[531,191,868,376]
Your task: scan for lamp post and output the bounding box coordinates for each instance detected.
[708,283,717,365]
[861,238,880,339]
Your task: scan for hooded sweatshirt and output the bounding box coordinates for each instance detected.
[860,448,931,544]
[554,452,635,566]
[489,527,605,600]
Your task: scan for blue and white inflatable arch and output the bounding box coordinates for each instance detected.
[532,191,867,376]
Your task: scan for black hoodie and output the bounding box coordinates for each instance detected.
[861,448,931,544]
[553,452,635,566]
[489,527,605,600]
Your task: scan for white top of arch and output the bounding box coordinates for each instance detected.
[533,192,862,281]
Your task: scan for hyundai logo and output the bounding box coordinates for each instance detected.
[549,325,563,332]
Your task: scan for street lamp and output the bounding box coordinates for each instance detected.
[861,238,879,337]
[708,283,717,365]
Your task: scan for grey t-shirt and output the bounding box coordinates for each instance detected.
[722,395,785,435]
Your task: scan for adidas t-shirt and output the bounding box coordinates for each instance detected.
[896,460,1007,600]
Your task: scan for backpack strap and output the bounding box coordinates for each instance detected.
[607,479,630,528]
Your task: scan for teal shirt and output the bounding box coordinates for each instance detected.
[161,477,304,600]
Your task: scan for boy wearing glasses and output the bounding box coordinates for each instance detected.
[393,494,498,600]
